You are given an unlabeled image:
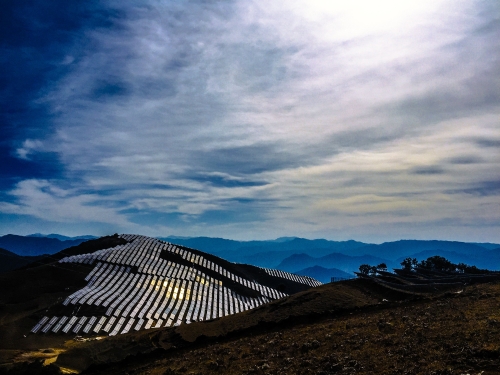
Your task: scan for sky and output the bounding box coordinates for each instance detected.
[0,0,499,243]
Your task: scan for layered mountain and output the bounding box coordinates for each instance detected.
[295,265,353,284]
[159,236,368,267]
[277,252,393,275]
[0,234,90,256]
[26,233,97,241]
[2,234,498,274]
[159,237,500,271]
[346,240,493,259]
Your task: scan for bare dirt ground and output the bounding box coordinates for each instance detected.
[77,281,500,375]
[2,274,500,375]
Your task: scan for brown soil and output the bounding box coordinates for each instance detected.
[78,280,500,375]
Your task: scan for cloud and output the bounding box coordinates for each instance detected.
[1,0,499,241]
[410,166,446,175]
[446,155,484,165]
[0,179,129,225]
[449,180,500,197]
[475,138,500,148]
[15,139,44,160]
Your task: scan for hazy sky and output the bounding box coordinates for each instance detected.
[1,0,499,242]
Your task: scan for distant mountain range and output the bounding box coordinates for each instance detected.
[26,233,97,241]
[159,236,500,278]
[1,234,498,279]
[295,266,353,284]
[0,234,94,256]
[159,236,368,265]
[277,252,394,276]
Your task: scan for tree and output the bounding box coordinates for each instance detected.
[419,256,454,272]
[457,262,481,274]
[400,257,418,271]
[376,263,387,272]
[359,264,372,275]
[456,262,468,273]
[359,264,378,276]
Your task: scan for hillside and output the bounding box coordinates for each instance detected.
[54,277,407,372]
[1,234,500,374]
[0,235,127,350]
[0,234,321,373]
[0,248,46,273]
[77,279,500,375]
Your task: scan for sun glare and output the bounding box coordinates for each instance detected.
[294,0,442,36]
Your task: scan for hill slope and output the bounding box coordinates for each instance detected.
[2,234,500,374]
[0,234,321,370]
[0,248,47,273]
[77,279,500,375]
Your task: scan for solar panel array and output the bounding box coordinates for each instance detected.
[31,234,321,336]
[259,267,323,287]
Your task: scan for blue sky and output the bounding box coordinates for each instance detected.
[1,0,499,242]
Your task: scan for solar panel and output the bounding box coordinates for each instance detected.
[101,273,135,307]
[83,316,97,333]
[72,316,88,334]
[31,316,49,333]
[144,319,154,329]
[134,318,145,331]
[120,318,134,334]
[34,234,319,337]
[109,317,126,336]
[93,316,107,333]
[52,316,69,333]
[103,317,117,333]
[42,316,59,333]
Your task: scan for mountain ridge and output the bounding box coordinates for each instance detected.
[0,234,89,256]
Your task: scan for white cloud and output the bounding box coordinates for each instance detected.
[6,0,499,241]
[15,139,44,160]
[0,179,130,225]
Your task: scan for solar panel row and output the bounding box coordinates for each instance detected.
[260,266,322,287]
